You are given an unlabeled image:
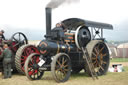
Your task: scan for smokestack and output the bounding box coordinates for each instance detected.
[46,7,52,39]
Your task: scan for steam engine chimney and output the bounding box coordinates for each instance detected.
[45,7,52,39]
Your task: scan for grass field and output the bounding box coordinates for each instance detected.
[111,58,128,62]
[0,63,128,85]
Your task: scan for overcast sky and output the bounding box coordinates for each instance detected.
[0,0,128,41]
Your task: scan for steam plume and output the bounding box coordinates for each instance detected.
[46,0,80,9]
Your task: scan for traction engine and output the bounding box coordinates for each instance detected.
[15,8,113,82]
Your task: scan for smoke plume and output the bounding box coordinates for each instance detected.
[46,0,80,9]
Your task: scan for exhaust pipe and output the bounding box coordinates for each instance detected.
[45,7,52,39]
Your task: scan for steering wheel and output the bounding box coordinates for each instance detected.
[10,32,28,52]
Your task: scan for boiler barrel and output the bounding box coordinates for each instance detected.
[38,40,77,56]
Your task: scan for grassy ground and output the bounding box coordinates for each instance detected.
[111,58,128,62]
[0,66,128,85]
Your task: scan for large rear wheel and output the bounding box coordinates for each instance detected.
[86,40,110,76]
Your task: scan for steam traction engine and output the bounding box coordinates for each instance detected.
[15,8,113,82]
[0,32,28,72]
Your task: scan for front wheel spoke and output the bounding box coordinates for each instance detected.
[29,61,33,66]
[33,70,36,75]
[30,70,35,75]
[61,70,65,79]
[56,70,59,76]
[64,65,68,68]
[38,70,41,75]
[57,71,62,79]
[56,68,61,72]
[62,70,66,76]
[57,60,62,66]
[33,57,37,64]
[28,68,32,72]
[34,73,36,79]
[64,68,69,72]
[33,60,36,64]
[63,59,67,65]
[37,70,39,77]
[62,57,65,66]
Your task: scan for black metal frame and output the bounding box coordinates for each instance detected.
[91,27,103,39]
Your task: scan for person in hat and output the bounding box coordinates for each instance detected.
[0,30,5,40]
[0,44,12,79]
[56,22,67,32]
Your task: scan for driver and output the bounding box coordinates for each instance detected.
[56,22,67,32]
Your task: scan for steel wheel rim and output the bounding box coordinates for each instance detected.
[55,56,69,80]
[91,42,109,75]
[52,54,71,82]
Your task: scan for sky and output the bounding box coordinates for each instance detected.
[0,0,128,41]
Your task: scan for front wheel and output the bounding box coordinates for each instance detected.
[25,53,44,80]
[51,53,71,82]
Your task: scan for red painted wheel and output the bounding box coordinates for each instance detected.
[11,41,18,52]
[25,53,44,80]
[15,44,40,74]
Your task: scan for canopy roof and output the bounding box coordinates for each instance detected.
[62,18,113,30]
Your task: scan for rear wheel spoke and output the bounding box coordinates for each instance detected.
[102,53,107,57]
[103,61,107,64]
[99,65,104,71]
[94,48,98,54]
[91,57,96,60]
[99,46,105,53]
[92,52,97,57]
